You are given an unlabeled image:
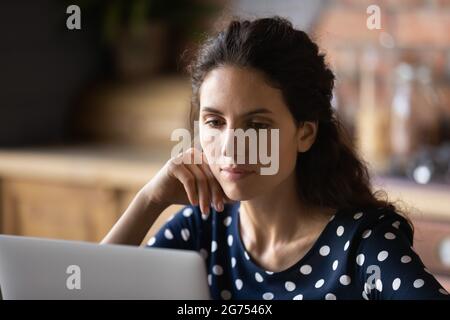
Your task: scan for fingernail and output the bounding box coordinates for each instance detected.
[217,201,224,212]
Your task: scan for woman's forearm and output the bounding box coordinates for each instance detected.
[100,189,167,246]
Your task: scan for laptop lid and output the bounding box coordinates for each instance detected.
[0,235,211,300]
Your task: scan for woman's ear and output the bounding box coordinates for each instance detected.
[296,121,318,153]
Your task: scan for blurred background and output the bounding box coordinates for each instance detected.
[0,0,449,290]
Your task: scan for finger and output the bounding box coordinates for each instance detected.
[184,148,211,214]
[199,153,225,212]
[169,162,198,205]
[184,147,202,165]
[187,164,211,215]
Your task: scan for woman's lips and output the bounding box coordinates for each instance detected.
[220,166,255,181]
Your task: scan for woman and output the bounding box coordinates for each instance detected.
[102,17,449,300]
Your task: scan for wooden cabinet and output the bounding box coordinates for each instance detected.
[2,179,119,241]
[0,147,181,244]
[0,77,192,244]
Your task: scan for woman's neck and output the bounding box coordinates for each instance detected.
[239,174,335,251]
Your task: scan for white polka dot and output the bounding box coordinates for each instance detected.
[377,250,389,261]
[207,274,212,286]
[300,264,312,275]
[332,260,339,271]
[356,254,365,266]
[265,270,274,275]
[293,294,303,300]
[413,279,424,288]
[200,248,208,260]
[164,229,173,240]
[255,272,264,283]
[211,240,217,253]
[212,265,223,275]
[353,212,363,220]
[221,290,232,300]
[376,279,383,292]
[182,207,193,217]
[392,221,400,229]
[365,282,374,293]
[147,237,156,246]
[336,226,344,237]
[181,228,190,241]
[325,293,336,300]
[344,240,350,251]
[319,245,330,256]
[384,232,396,240]
[244,251,250,260]
[392,278,401,291]
[235,279,243,290]
[362,291,369,300]
[315,279,325,288]
[401,255,412,263]
[362,229,372,239]
[227,235,233,247]
[231,257,236,268]
[339,275,351,286]
[262,292,274,300]
[439,288,449,295]
[223,216,232,227]
[379,214,385,219]
[285,281,296,292]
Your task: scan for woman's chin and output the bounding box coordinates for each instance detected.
[223,186,258,202]
[216,174,263,201]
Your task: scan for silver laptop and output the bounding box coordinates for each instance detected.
[0,235,211,300]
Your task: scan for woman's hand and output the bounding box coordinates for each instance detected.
[101,148,229,245]
[141,148,229,215]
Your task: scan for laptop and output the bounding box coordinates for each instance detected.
[0,234,211,300]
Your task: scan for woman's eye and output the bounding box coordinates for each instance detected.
[248,122,270,129]
[205,119,224,128]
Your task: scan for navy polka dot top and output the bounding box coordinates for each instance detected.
[146,202,450,300]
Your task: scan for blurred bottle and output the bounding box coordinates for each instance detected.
[389,62,442,176]
[414,65,442,146]
[356,47,390,173]
[390,62,414,172]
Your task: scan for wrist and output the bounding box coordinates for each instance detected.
[137,186,168,216]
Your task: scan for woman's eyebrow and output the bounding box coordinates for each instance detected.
[200,106,273,116]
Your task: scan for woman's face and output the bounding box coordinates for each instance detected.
[198,65,315,201]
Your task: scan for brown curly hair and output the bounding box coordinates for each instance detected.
[186,16,406,220]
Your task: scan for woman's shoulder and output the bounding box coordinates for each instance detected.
[333,206,413,247]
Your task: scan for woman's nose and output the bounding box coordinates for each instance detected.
[220,128,237,160]
[220,127,251,163]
